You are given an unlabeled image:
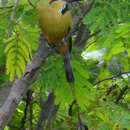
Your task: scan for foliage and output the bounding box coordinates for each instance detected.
[83,0,129,35]
[4,25,32,81]
[0,0,130,129]
[0,0,39,81]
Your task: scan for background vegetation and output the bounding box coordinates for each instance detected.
[0,0,129,129]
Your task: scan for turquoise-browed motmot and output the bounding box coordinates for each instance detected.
[37,0,74,82]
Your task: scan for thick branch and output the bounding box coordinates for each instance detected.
[0,36,49,129]
[36,92,59,130]
[0,82,12,108]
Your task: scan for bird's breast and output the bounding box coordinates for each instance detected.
[38,8,72,45]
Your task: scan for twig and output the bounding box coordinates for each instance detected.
[85,40,96,49]
[0,6,13,9]
[20,90,32,129]
[89,30,101,38]
[115,85,129,104]
[10,0,18,20]
[0,36,47,129]
[68,100,76,116]
[8,0,19,37]
[84,30,100,49]
[103,84,117,101]
[1,0,9,18]
[94,71,130,85]
[68,100,88,129]
[70,83,82,129]
[27,0,35,8]
[63,0,95,43]
[29,94,33,130]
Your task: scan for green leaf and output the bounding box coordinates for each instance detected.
[73,60,89,79]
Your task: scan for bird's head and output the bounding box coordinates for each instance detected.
[38,0,69,16]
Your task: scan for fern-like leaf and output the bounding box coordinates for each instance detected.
[4,26,32,81]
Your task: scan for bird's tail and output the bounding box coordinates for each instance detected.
[62,52,74,83]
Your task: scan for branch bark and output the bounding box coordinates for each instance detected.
[0,36,49,129]
[36,92,59,130]
[0,82,12,108]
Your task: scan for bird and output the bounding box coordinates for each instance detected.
[37,0,74,83]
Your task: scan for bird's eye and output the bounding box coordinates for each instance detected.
[58,4,68,15]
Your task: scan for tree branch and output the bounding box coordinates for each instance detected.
[27,0,35,8]
[74,23,90,48]
[0,81,12,108]
[94,71,130,85]
[0,34,68,129]
[63,0,95,43]
[0,5,13,9]
[0,36,48,129]
[8,0,19,37]
[10,0,18,21]
[1,0,9,19]
[36,92,59,130]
